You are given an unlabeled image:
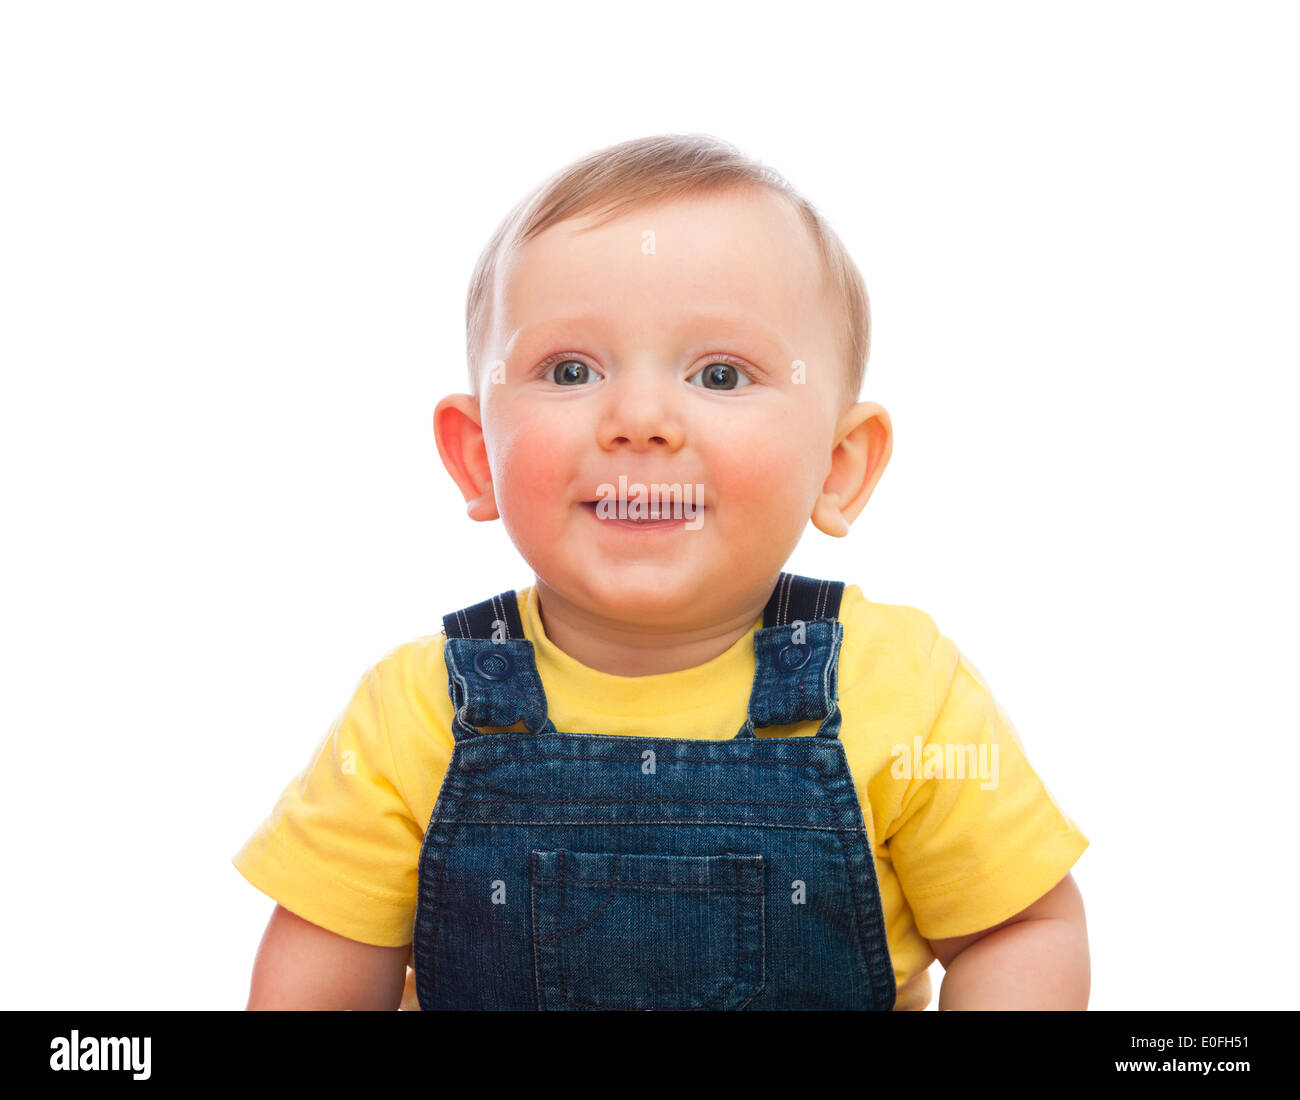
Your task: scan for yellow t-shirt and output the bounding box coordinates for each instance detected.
[232,583,1088,1011]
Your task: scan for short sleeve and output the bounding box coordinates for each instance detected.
[231,659,424,947]
[885,635,1089,941]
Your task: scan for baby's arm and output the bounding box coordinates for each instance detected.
[927,873,1089,1010]
[245,903,410,1010]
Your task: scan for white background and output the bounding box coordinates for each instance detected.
[2,0,1295,1010]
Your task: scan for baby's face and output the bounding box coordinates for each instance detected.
[461,187,851,628]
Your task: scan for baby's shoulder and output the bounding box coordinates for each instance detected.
[835,585,954,704]
[355,629,451,710]
[839,584,942,656]
[374,629,447,668]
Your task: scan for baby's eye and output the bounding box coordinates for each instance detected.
[688,360,753,390]
[549,359,602,386]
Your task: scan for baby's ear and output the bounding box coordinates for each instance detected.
[433,394,498,522]
[811,492,852,538]
[816,401,893,535]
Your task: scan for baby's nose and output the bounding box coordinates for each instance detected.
[597,377,685,451]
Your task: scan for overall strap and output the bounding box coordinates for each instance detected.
[739,572,847,740]
[762,572,844,628]
[443,590,526,642]
[441,589,555,741]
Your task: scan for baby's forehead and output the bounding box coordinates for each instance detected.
[494,193,833,339]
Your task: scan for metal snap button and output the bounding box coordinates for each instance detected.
[473,648,514,680]
[776,643,811,671]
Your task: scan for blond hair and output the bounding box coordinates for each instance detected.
[465,133,870,407]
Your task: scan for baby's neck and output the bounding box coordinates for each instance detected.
[533,578,767,677]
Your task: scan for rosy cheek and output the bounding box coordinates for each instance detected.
[704,431,815,515]
[489,418,579,525]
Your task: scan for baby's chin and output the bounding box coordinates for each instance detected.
[554,563,737,627]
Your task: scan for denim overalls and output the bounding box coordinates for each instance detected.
[412,572,896,1010]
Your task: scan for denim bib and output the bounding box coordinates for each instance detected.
[412,572,896,1010]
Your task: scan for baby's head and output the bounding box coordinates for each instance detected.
[435,134,892,636]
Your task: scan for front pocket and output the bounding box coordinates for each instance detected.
[530,849,765,1010]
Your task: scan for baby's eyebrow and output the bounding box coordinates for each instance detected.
[505,310,789,362]
[503,313,609,352]
[667,309,790,359]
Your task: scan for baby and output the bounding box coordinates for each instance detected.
[234,133,1090,1011]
